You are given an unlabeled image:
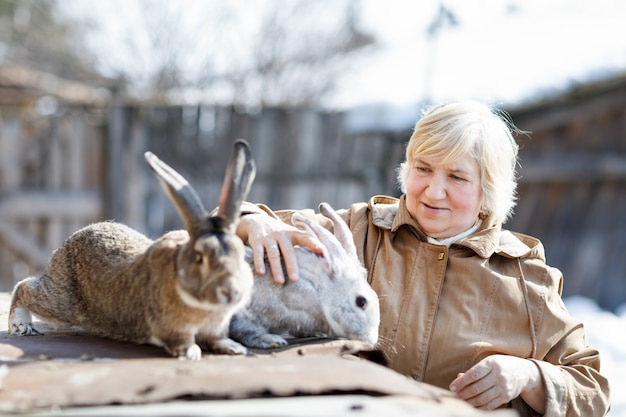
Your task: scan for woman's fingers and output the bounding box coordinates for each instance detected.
[237,213,326,285]
[450,355,542,411]
[266,232,321,284]
[265,241,286,284]
[292,232,326,256]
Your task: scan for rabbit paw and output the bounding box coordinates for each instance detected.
[9,307,41,336]
[255,334,289,349]
[292,331,328,339]
[171,343,202,360]
[211,338,248,355]
[10,322,42,336]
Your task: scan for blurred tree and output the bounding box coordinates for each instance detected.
[66,0,377,107]
[0,0,102,84]
[209,0,377,107]
[0,0,376,107]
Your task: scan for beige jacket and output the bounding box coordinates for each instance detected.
[245,195,610,416]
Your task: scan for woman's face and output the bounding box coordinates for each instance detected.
[404,153,483,239]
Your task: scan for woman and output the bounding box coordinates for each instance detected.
[235,101,610,416]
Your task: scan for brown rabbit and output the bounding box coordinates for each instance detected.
[8,139,256,359]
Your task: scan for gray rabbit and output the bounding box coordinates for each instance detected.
[229,202,380,349]
[8,139,256,359]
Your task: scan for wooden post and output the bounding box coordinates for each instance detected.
[106,105,126,221]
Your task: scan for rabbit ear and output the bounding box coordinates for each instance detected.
[291,212,342,269]
[216,139,256,231]
[318,202,358,260]
[144,151,208,233]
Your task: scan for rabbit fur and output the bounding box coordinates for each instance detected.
[9,139,256,360]
[229,202,380,349]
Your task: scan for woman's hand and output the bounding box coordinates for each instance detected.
[237,214,325,284]
[449,354,545,413]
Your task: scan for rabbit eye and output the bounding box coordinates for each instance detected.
[356,295,367,309]
[194,252,204,264]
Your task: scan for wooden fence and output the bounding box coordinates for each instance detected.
[105,105,407,235]
[1,85,626,311]
[0,104,407,293]
[0,105,105,290]
[506,78,626,312]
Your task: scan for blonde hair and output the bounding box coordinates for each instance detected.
[397,101,521,223]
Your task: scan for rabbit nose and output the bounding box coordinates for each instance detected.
[356,295,367,309]
[218,285,238,303]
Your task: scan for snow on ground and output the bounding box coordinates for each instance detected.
[564,296,625,417]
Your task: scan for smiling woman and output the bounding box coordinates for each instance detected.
[397,102,519,239]
[403,154,483,239]
[236,100,611,416]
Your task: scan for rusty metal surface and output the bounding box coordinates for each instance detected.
[0,293,515,416]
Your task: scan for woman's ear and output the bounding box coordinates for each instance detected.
[478,196,490,220]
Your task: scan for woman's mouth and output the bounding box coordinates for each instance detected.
[422,202,448,214]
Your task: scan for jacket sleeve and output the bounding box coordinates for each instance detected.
[212,201,316,222]
[237,202,334,229]
[524,261,611,417]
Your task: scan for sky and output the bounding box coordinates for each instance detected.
[339,0,626,108]
[59,0,626,111]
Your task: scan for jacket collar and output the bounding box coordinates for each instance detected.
[368,194,543,260]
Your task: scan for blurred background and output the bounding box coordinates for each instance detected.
[0,0,625,414]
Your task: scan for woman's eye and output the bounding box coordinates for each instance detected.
[451,174,467,182]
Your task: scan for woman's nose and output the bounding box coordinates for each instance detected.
[425,175,446,199]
